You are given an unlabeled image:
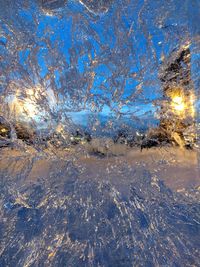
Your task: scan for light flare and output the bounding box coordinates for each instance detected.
[6,85,57,121]
[168,88,196,119]
[22,99,38,118]
[171,96,185,112]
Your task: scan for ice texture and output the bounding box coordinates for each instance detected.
[0,0,200,266]
[0,0,199,134]
[0,151,199,267]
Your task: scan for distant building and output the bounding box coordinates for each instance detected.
[159,42,196,147]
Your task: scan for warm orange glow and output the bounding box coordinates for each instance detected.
[6,85,57,121]
[23,99,38,117]
[171,96,185,112]
[189,93,196,118]
[0,128,7,133]
[167,87,195,119]
[9,95,38,119]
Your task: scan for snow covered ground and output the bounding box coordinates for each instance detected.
[0,145,199,266]
[1,145,199,191]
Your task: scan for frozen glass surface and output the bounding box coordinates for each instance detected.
[0,1,199,266]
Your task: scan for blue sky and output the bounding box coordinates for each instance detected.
[0,0,199,129]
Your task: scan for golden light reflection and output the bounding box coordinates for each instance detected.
[6,86,44,121]
[6,85,57,121]
[9,96,38,119]
[168,87,196,119]
[22,99,38,117]
[171,95,185,112]
[0,128,7,133]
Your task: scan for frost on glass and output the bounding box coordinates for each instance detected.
[0,0,200,266]
[0,0,199,140]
